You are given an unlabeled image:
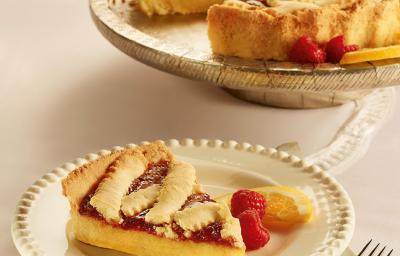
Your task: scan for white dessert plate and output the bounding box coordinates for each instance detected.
[12,139,355,256]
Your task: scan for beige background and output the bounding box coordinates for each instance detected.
[1,0,399,255]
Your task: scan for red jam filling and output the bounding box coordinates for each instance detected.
[121,209,159,234]
[128,160,169,194]
[79,191,103,220]
[78,161,235,247]
[172,222,234,247]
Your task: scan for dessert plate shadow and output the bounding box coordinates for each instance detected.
[12,139,354,256]
[89,0,400,108]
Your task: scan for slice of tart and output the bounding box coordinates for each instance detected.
[208,0,400,60]
[62,141,245,256]
[135,0,224,16]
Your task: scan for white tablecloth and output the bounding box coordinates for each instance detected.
[1,0,399,254]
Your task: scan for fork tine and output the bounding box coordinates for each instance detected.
[387,249,393,256]
[377,246,386,256]
[358,239,373,256]
[369,243,380,256]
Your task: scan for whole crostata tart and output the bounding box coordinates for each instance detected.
[62,141,245,256]
[127,0,400,62]
[208,0,400,61]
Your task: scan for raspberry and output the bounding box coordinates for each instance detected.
[289,36,326,64]
[231,189,266,218]
[326,35,346,63]
[326,35,359,63]
[345,44,360,52]
[238,209,270,251]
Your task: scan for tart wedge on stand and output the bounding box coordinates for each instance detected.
[62,141,245,256]
[208,0,400,61]
[99,0,400,108]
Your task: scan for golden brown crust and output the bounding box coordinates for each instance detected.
[208,0,400,60]
[62,141,174,211]
[62,151,123,211]
[141,140,174,163]
[70,212,245,256]
[136,0,224,16]
[89,150,148,222]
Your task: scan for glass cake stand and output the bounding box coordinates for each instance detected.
[89,0,400,109]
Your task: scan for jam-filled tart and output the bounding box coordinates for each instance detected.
[208,0,400,60]
[62,141,245,256]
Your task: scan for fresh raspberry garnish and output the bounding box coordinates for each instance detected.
[326,35,346,63]
[345,44,359,52]
[326,35,359,63]
[289,36,326,64]
[238,209,270,251]
[231,189,266,218]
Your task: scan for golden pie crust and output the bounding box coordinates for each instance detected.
[136,0,224,16]
[62,141,245,256]
[208,0,400,60]
[71,212,244,256]
[62,141,173,211]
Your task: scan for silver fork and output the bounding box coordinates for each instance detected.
[358,239,394,256]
